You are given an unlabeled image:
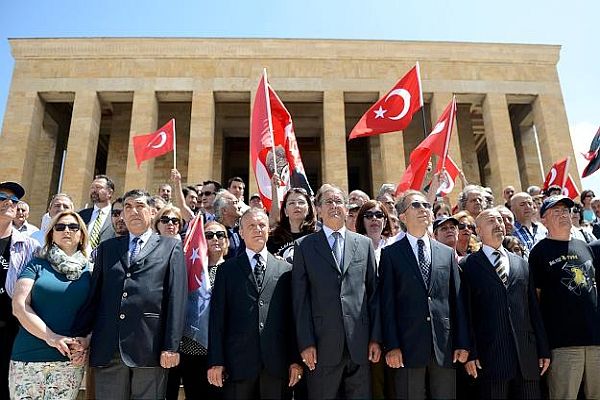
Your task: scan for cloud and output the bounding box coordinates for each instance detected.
[570,122,600,192]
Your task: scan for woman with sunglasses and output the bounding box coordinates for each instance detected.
[452,211,480,257]
[166,221,228,400]
[267,188,316,263]
[9,211,91,399]
[580,190,596,223]
[153,205,183,240]
[355,200,392,266]
[571,202,597,243]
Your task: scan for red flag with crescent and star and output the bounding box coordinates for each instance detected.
[543,157,568,190]
[183,214,209,292]
[349,64,424,140]
[132,118,175,168]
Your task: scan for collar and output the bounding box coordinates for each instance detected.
[93,203,112,215]
[322,224,347,239]
[129,229,153,244]
[406,232,429,247]
[245,246,269,264]
[10,227,28,245]
[482,243,507,260]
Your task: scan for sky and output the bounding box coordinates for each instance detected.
[0,0,598,191]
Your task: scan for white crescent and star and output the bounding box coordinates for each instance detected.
[431,121,446,135]
[373,89,411,121]
[189,248,200,264]
[147,131,167,149]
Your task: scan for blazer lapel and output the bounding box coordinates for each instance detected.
[342,231,358,276]
[238,253,258,293]
[133,233,160,263]
[474,250,504,286]
[314,230,341,273]
[505,253,521,289]
[398,237,427,291]
[261,254,278,294]
[118,236,130,270]
[428,239,441,293]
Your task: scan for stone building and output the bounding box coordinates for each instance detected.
[0,38,578,222]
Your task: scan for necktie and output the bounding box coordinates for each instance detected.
[89,209,103,249]
[253,254,266,290]
[332,232,344,271]
[493,251,508,286]
[129,237,141,264]
[417,239,431,287]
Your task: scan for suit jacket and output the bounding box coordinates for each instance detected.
[379,236,469,368]
[460,250,550,381]
[79,207,116,244]
[207,252,298,381]
[73,233,187,367]
[292,229,380,367]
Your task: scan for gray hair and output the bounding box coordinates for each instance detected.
[213,189,231,222]
[378,183,396,197]
[458,184,486,211]
[240,207,269,226]
[315,184,347,206]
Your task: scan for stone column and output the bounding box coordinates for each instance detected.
[322,91,348,191]
[517,124,545,189]
[188,90,215,185]
[105,103,132,196]
[482,93,520,196]
[124,91,158,192]
[456,104,480,184]
[369,136,384,196]
[0,91,44,188]
[61,91,102,208]
[532,93,581,188]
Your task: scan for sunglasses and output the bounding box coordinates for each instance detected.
[458,222,476,231]
[0,192,19,205]
[205,231,227,240]
[159,216,181,225]
[363,211,385,220]
[54,223,80,232]
[201,191,216,197]
[410,201,432,210]
[111,209,123,217]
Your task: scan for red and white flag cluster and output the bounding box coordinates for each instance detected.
[132,118,176,168]
[543,157,580,200]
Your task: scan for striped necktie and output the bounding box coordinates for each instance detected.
[493,250,508,286]
[253,254,266,290]
[417,239,431,287]
[332,232,344,271]
[129,237,141,264]
[89,209,103,249]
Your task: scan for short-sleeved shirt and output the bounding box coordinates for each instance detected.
[529,238,600,349]
[11,258,91,362]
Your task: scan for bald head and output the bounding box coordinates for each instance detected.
[510,192,534,224]
[476,208,506,248]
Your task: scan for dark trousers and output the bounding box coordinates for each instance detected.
[479,377,541,399]
[0,322,18,400]
[93,353,167,400]
[306,349,371,400]
[166,353,223,400]
[223,368,288,400]
[393,358,455,400]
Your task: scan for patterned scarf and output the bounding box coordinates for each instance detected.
[46,244,88,281]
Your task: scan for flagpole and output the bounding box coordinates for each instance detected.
[57,149,67,193]
[172,118,177,170]
[416,62,428,140]
[263,68,277,177]
[532,124,546,182]
[440,96,456,170]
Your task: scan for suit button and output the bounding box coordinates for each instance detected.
[119,313,125,320]
[426,316,431,322]
[428,297,432,301]
[341,296,344,300]
[122,292,128,298]
[259,300,264,306]
[259,322,264,328]
[126,273,131,278]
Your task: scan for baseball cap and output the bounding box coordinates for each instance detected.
[0,181,25,199]
[433,215,459,231]
[539,195,574,218]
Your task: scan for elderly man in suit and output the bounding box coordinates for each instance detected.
[208,208,302,399]
[73,189,187,400]
[79,175,116,253]
[292,184,381,399]
[460,208,550,399]
[379,189,469,399]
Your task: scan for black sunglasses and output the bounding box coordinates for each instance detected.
[364,211,385,220]
[159,216,181,225]
[205,231,227,240]
[111,209,122,217]
[0,192,19,205]
[410,201,432,210]
[458,222,476,231]
[201,191,215,197]
[54,223,80,232]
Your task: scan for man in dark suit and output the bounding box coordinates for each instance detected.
[78,174,116,252]
[292,184,381,399]
[207,208,302,399]
[74,189,187,400]
[379,190,469,399]
[460,208,550,399]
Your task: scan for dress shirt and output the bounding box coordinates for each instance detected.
[245,247,270,271]
[322,224,347,251]
[482,244,510,278]
[128,229,154,254]
[405,232,431,263]
[87,204,111,232]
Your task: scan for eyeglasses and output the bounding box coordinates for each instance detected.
[363,211,385,220]
[548,207,571,216]
[410,201,432,210]
[201,191,215,197]
[287,200,308,207]
[0,192,19,205]
[159,216,181,225]
[54,223,80,232]
[458,222,476,231]
[111,209,123,217]
[323,199,345,206]
[205,231,227,240]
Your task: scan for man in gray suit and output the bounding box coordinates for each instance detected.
[78,175,116,252]
[292,184,381,399]
[74,189,187,400]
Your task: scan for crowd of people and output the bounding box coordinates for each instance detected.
[0,168,599,400]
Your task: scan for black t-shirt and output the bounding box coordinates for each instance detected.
[267,231,306,263]
[0,236,13,324]
[529,237,600,349]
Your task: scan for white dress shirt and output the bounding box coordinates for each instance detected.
[405,232,431,264]
[245,247,270,271]
[482,244,510,278]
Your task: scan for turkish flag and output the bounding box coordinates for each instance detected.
[543,157,569,190]
[582,126,600,178]
[251,71,313,210]
[349,64,424,140]
[132,118,175,168]
[563,175,580,200]
[435,155,460,196]
[183,215,209,292]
